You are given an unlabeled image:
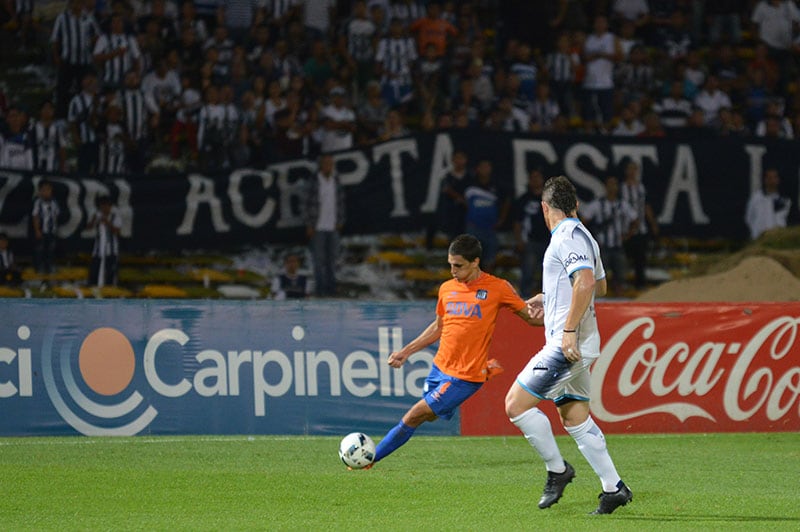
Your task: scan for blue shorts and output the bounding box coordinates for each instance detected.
[423,364,483,420]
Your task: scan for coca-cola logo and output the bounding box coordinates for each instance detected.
[592,316,800,425]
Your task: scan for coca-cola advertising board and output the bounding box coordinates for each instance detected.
[462,303,800,435]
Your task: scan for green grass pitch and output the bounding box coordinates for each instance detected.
[1,432,799,531]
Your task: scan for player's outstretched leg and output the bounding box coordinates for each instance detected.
[373,421,416,463]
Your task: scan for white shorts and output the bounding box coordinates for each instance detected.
[515,346,595,406]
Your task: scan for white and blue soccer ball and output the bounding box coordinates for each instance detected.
[339,432,376,469]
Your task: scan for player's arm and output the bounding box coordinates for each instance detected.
[387,315,443,368]
[562,268,596,362]
[516,294,544,326]
[595,276,607,297]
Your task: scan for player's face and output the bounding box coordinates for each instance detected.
[448,254,480,283]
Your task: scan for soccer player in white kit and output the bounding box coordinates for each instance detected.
[505,175,633,515]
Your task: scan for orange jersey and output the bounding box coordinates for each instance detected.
[434,272,526,382]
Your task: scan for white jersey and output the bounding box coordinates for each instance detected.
[542,217,605,358]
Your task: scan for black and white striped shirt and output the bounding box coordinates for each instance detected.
[31,120,65,172]
[344,17,376,63]
[67,91,98,143]
[621,181,648,234]
[99,123,127,175]
[119,88,151,141]
[50,9,99,65]
[268,0,298,19]
[90,208,122,257]
[546,51,575,84]
[32,197,60,235]
[582,197,636,248]
[93,32,141,88]
[375,36,417,85]
[529,98,560,130]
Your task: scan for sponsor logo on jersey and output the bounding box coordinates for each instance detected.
[563,252,589,268]
[476,289,488,300]
[445,301,483,318]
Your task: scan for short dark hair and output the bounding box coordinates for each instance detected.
[448,234,482,262]
[542,175,577,214]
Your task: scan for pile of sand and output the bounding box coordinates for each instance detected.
[636,255,800,302]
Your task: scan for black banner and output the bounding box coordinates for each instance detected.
[1,132,797,252]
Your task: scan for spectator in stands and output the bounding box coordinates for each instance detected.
[611,0,651,32]
[464,159,510,273]
[750,0,800,84]
[389,0,425,28]
[745,167,791,239]
[485,96,529,132]
[137,0,176,43]
[319,86,356,153]
[615,44,655,104]
[545,32,579,119]
[707,0,744,44]
[339,0,377,92]
[694,75,732,126]
[415,43,445,117]
[271,253,313,299]
[0,232,20,285]
[529,83,560,132]
[305,153,345,297]
[30,100,66,173]
[654,79,693,130]
[176,26,205,74]
[638,110,666,137]
[273,88,316,159]
[744,67,772,129]
[375,17,417,108]
[266,0,301,40]
[303,0,337,41]
[509,43,539,105]
[755,100,794,138]
[356,80,389,143]
[408,1,457,59]
[98,103,129,175]
[86,195,122,288]
[684,49,708,91]
[580,174,637,294]
[378,108,409,140]
[712,43,745,98]
[142,57,181,133]
[427,149,468,249]
[0,105,33,170]
[51,0,100,118]
[197,84,227,171]
[177,0,209,42]
[32,179,60,275]
[303,39,336,96]
[659,9,692,61]
[219,84,245,166]
[218,0,264,44]
[93,13,141,91]
[513,167,548,297]
[749,42,780,93]
[68,71,100,175]
[119,70,159,174]
[620,159,659,289]
[612,102,645,136]
[582,15,621,132]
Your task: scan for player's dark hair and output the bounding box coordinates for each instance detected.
[542,175,577,214]
[449,234,482,262]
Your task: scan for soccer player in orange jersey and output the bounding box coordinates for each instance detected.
[371,234,542,464]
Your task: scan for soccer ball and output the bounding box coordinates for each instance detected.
[339,432,376,469]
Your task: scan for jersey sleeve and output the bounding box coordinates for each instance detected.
[557,226,596,277]
[499,278,526,312]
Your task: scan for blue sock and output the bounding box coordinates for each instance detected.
[374,422,416,462]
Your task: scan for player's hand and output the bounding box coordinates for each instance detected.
[562,336,580,362]
[526,294,544,320]
[387,351,408,368]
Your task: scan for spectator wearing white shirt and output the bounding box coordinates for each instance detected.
[693,75,731,126]
[612,102,645,136]
[745,168,791,239]
[751,0,800,88]
[93,14,142,90]
[319,86,356,153]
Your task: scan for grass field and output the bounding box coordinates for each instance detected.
[1,432,799,531]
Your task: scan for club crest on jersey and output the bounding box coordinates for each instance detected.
[476,289,488,300]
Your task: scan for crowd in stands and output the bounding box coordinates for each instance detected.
[0,0,799,177]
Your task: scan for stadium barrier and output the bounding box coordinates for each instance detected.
[1,300,797,437]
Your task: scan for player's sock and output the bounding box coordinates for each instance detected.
[373,421,416,462]
[510,407,566,473]
[565,416,622,492]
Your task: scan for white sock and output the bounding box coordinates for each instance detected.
[510,407,566,473]
[565,416,621,492]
